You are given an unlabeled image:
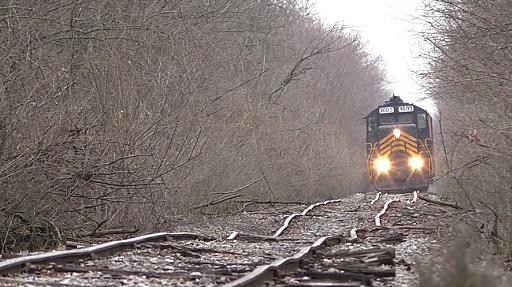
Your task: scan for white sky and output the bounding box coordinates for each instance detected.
[313,0,434,112]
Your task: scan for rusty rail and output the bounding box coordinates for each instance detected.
[371,191,382,204]
[0,232,210,274]
[272,199,342,237]
[224,235,346,287]
[375,199,399,226]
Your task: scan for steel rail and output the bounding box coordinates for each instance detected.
[371,192,382,205]
[375,199,399,226]
[223,235,346,287]
[0,232,210,274]
[409,191,419,204]
[350,228,360,239]
[272,199,342,237]
[374,191,420,226]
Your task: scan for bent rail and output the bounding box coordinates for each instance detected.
[224,235,346,287]
[0,232,209,274]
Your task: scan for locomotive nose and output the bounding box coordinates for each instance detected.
[389,152,409,180]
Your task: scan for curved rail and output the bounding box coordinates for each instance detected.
[0,232,210,274]
[371,192,382,205]
[272,199,342,237]
[409,190,419,204]
[374,191,419,226]
[223,235,346,287]
[375,199,399,226]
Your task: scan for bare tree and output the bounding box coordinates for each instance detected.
[420,0,512,250]
[0,0,385,251]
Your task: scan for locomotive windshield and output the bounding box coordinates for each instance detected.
[380,114,394,125]
[397,113,414,123]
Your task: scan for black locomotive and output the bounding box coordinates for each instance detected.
[365,95,434,192]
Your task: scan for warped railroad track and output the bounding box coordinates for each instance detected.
[0,192,464,286]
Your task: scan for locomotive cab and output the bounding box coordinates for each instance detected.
[366,95,434,193]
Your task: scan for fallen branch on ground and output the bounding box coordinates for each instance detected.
[193,193,244,210]
[418,195,464,209]
[77,228,139,238]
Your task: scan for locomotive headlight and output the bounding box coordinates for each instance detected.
[374,157,391,174]
[393,128,401,139]
[409,156,424,170]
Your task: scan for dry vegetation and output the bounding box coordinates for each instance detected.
[420,0,512,282]
[0,0,386,252]
[418,239,499,287]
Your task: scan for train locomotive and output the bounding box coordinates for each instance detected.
[365,95,434,192]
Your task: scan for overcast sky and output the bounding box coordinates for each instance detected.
[313,0,433,111]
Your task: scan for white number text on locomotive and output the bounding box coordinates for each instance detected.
[398,105,414,113]
[378,107,394,114]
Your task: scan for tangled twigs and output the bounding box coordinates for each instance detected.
[0,213,62,253]
[193,177,264,210]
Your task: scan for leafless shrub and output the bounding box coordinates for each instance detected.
[0,0,385,250]
[420,0,512,254]
[419,238,501,287]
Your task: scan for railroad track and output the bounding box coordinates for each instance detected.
[0,192,463,286]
